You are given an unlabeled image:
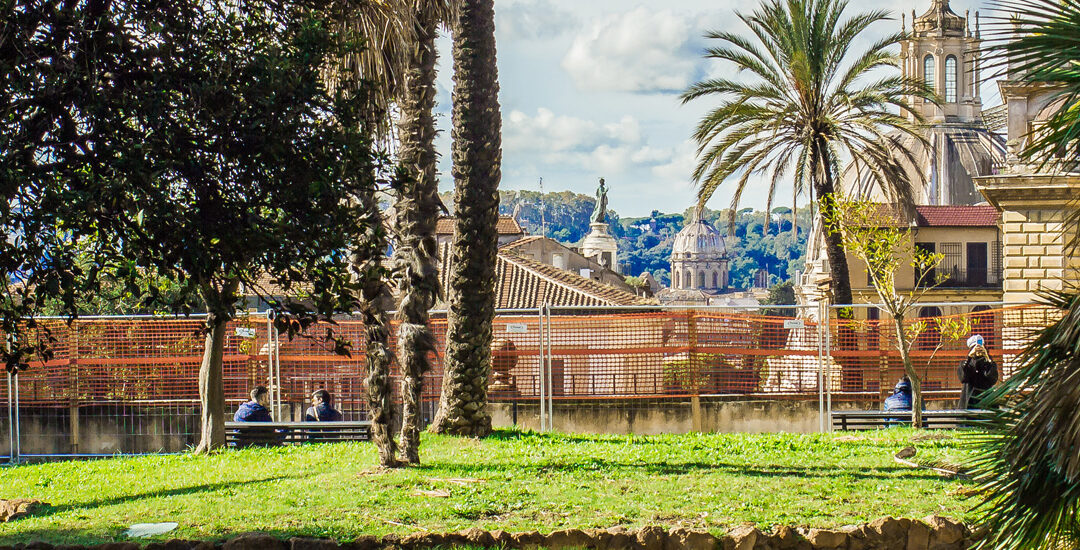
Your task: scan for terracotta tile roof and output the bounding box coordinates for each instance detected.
[866,204,1000,228]
[914,205,1000,227]
[499,235,545,251]
[437,243,655,308]
[436,216,525,236]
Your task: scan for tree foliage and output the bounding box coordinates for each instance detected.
[823,196,946,427]
[681,0,933,314]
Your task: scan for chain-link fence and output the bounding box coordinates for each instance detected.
[1,302,1058,461]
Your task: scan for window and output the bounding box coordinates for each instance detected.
[712,272,719,288]
[924,55,936,92]
[945,56,957,102]
[915,242,937,286]
[685,270,693,289]
[698,271,706,288]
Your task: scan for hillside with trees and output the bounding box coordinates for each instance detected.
[441,190,812,288]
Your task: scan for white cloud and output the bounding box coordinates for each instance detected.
[502,108,677,175]
[497,0,579,41]
[561,8,706,94]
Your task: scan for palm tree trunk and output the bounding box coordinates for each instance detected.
[814,140,854,315]
[430,0,501,437]
[194,280,239,454]
[392,6,441,464]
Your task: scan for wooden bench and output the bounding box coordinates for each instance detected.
[831,409,991,431]
[224,421,372,447]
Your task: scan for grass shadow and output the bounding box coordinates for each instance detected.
[44,475,301,515]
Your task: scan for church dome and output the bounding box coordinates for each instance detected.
[672,217,726,259]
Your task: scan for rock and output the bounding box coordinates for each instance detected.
[289,538,338,550]
[665,527,717,550]
[907,520,931,550]
[635,526,667,550]
[191,543,217,550]
[0,499,47,522]
[460,527,496,547]
[605,527,634,550]
[511,530,546,549]
[224,534,287,550]
[25,543,55,550]
[923,516,966,546]
[145,541,196,550]
[772,526,799,550]
[490,530,514,547]
[547,529,594,549]
[804,528,846,549]
[726,525,759,550]
[99,544,140,550]
[342,536,378,550]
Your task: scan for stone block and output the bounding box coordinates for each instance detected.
[665,528,718,550]
[1004,279,1028,291]
[924,516,966,546]
[1022,268,1047,279]
[547,529,593,549]
[289,538,339,550]
[1004,256,1027,268]
[1002,211,1026,223]
[342,535,378,550]
[1043,255,1066,268]
[906,520,930,550]
[1040,233,1064,245]
[1022,245,1046,256]
[725,525,759,550]
[1041,279,1065,291]
[224,535,286,550]
[511,531,546,549]
[804,528,846,549]
[635,526,667,550]
[1023,222,1047,233]
[1003,233,1027,246]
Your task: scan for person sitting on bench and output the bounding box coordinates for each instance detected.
[234,385,273,422]
[883,376,913,413]
[305,389,343,422]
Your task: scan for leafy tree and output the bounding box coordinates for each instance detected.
[823,196,947,427]
[430,0,502,436]
[761,281,796,317]
[681,0,932,317]
[83,0,380,453]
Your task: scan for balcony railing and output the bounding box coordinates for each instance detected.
[920,266,1003,288]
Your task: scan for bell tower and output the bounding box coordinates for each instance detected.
[901,0,983,123]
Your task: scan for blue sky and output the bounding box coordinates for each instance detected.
[429,0,995,217]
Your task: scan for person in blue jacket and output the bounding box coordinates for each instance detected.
[234,385,273,422]
[884,376,913,412]
[305,389,343,422]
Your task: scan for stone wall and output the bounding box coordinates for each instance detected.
[489,398,958,435]
[0,517,981,550]
[1001,208,1069,302]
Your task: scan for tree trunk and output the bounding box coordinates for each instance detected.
[393,6,442,464]
[430,0,501,437]
[814,140,854,316]
[353,192,398,468]
[194,280,238,454]
[892,312,924,428]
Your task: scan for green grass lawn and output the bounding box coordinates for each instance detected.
[0,429,981,545]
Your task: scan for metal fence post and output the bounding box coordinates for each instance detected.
[825,306,833,432]
[12,372,19,463]
[817,302,825,433]
[6,371,12,464]
[537,306,546,431]
[545,305,553,432]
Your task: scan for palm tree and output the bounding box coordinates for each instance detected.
[429,0,501,436]
[969,3,1080,548]
[391,0,453,465]
[324,0,414,467]
[681,0,933,314]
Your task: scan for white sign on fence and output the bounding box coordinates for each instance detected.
[506,323,529,334]
[783,319,805,329]
[235,327,257,339]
